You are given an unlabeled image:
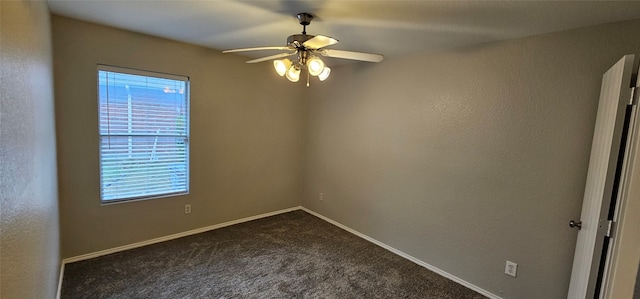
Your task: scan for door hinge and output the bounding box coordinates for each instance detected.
[631,87,639,105]
[605,220,615,238]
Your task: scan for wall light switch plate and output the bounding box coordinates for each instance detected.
[505,260,517,277]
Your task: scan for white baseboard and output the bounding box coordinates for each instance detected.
[300,207,502,299]
[56,261,65,299]
[61,206,301,264]
[58,205,499,299]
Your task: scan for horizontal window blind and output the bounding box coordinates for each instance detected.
[98,65,189,203]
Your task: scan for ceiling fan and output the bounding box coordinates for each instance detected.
[222,12,384,85]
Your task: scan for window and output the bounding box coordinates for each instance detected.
[98,65,189,203]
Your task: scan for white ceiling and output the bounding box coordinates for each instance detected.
[47,0,640,62]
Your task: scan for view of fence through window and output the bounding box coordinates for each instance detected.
[98,66,189,202]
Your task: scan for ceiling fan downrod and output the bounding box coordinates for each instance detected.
[297,12,313,35]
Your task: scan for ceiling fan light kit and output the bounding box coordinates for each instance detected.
[273,59,292,76]
[318,67,331,81]
[307,57,325,76]
[223,12,383,86]
[285,65,301,82]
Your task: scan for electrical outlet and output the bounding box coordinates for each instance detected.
[505,260,517,277]
[184,204,191,214]
[319,193,324,201]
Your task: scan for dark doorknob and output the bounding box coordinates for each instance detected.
[569,220,582,230]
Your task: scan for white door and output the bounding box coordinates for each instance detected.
[601,70,640,298]
[567,55,638,299]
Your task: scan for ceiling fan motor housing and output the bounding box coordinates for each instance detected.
[287,34,314,48]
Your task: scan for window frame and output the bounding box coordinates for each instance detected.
[97,64,190,204]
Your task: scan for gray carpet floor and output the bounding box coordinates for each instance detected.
[61,210,487,298]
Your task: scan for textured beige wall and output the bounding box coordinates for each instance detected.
[302,19,640,298]
[0,1,61,298]
[52,16,306,258]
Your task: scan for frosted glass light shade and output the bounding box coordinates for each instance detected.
[318,67,331,81]
[307,57,325,76]
[273,59,291,76]
[286,65,301,82]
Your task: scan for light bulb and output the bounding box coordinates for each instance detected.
[318,67,331,81]
[307,57,325,76]
[273,59,291,76]
[286,65,301,82]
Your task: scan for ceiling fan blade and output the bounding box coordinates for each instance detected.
[222,46,291,53]
[303,35,339,50]
[246,52,296,64]
[321,49,384,63]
